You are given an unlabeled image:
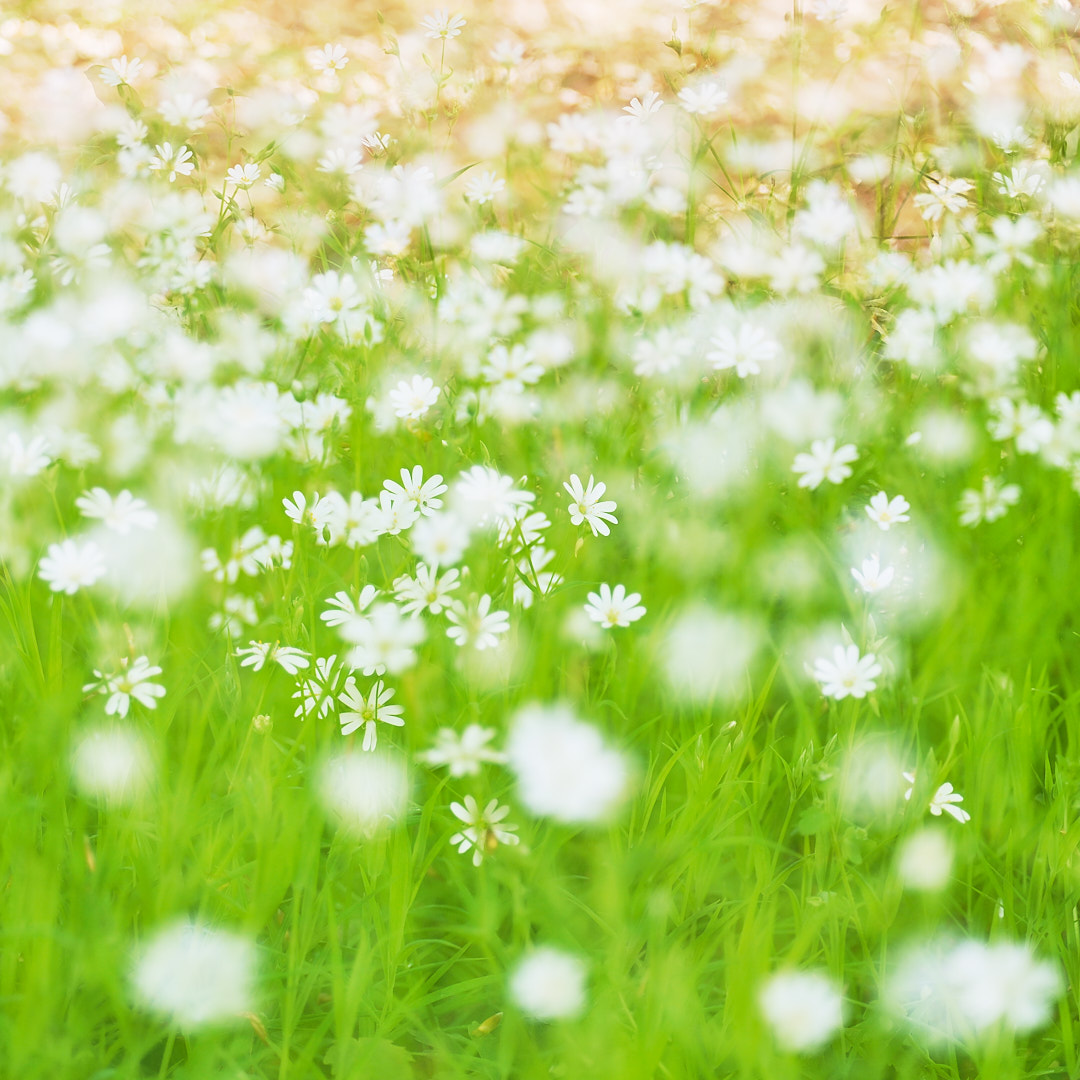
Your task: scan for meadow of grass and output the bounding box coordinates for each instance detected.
[2,0,1080,1077]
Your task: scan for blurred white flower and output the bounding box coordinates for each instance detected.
[307,43,349,72]
[421,10,466,38]
[758,970,844,1052]
[897,828,953,891]
[885,938,1061,1044]
[506,703,629,823]
[791,438,858,490]
[445,594,510,650]
[340,603,426,675]
[662,606,762,703]
[131,920,256,1029]
[389,375,440,420]
[318,750,409,835]
[420,724,506,776]
[38,539,106,594]
[509,947,586,1020]
[851,554,894,594]
[75,488,157,533]
[677,82,728,116]
[71,726,152,803]
[464,170,505,205]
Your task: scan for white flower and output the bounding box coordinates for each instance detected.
[83,656,166,718]
[707,323,779,378]
[4,432,52,476]
[490,39,525,66]
[929,782,971,824]
[71,726,152,803]
[913,176,973,222]
[445,594,510,650]
[421,9,466,38]
[411,512,471,566]
[509,947,586,1021]
[282,490,341,539]
[209,594,258,637]
[449,795,519,866]
[318,751,409,836]
[758,970,844,1053]
[382,466,447,516]
[791,438,858,490]
[989,398,1053,453]
[38,539,106,594]
[958,476,1021,527]
[374,490,419,535]
[677,82,728,116]
[291,656,342,720]
[865,491,911,530]
[885,938,1061,1043]
[464,170,505,205]
[159,94,211,130]
[808,0,849,20]
[307,43,349,72]
[583,584,646,628]
[506,703,629,823]
[897,828,953,891]
[452,466,535,528]
[75,488,158,533]
[148,143,195,182]
[338,677,404,751]
[389,375,440,420]
[320,586,380,630]
[317,147,364,176]
[662,607,763,704]
[562,474,618,537]
[420,724,506,776]
[851,554,894,594]
[394,564,460,615]
[341,603,426,676]
[903,771,970,824]
[235,641,311,675]
[813,644,882,700]
[131,921,256,1029]
[482,344,543,391]
[226,163,261,189]
[623,91,664,120]
[993,163,1045,200]
[99,55,143,87]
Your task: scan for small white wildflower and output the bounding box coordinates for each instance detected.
[865,491,911,530]
[813,644,882,700]
[449,796,519,866]
[583,584,646,628]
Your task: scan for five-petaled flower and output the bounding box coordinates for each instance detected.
[812,644,882,699]
[584,583,646,628]
[791,438,858,490]
[563,474,619,537]
[449,795,519,866]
